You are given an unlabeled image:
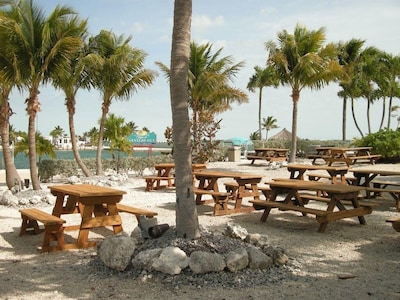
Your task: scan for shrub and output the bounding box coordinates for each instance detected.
[353,129,400,162]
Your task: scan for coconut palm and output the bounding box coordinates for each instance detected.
[261,116,279,140]
[51,26,94,177]
[87,30,156,175]
[49,125,64,145]
[0,0,85,189]
[381,53,400,129]
[170,0,200,239]
[247,65,279,141]
[337,38,365,141]
[103,113,133,172]
[266,24,343,162]
[14,132,56,164]
[157,42,248,161]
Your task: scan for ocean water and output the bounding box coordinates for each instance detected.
[0,148,169,169]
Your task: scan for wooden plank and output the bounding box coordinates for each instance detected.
[249,200,327,216]
[80,214,122,229]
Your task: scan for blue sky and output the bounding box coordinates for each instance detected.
[8,0,400,141]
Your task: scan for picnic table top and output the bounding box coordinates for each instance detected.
[193,169,264,179]
[349,164,400,176]
[267,179,365,194]
[287,164,349,171]
[49,184,127,197]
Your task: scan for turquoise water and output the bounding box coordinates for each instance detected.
[0,148,170,169]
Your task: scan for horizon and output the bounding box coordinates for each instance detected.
[7,0,400,141]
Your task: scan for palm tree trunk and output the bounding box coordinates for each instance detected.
[96,104,108,175]
[342,96,347,141]
[258,88,263,141]
[68,107,92,176]
[26,93,40,190]
[351,98,364,137]
[387,95,393,128]
[0,96,20,189]
[379,97,386,130]
[170,0,199,239]
[289,90,299,163]
[367,98,371,134]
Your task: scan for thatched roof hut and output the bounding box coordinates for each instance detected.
[269,128,298,140]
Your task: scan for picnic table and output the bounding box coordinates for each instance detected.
[144,163,207,191]
[323,147,381,166]
[307,146,333,164]
[246,148,288,164]
[350,165,400,210]
[286,163,349,184]
[49,184,126,249]
[193,169,263,215]
[250,179,373,232]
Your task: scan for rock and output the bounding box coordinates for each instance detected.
[0,190,19,206]
[189,251,226,274]
[29,195,41,204]
[262,245,289,266]
[138,216,158,239]
[224,221,248,240]
[98,233,136,271]
[67,176,80,184]
[131,248,163,271]
[247,245,273,269]
[152,246,189,275]
[130,226,144,245]
[225,248,249,272]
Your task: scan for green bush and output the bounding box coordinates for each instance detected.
[353,129,400,162]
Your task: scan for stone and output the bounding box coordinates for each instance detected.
[131,248,163,271]
[138,216,158,239]
[247,245,273,269]
[152,246,189,275]
[98,233,136,271]
[225,248,249,273]
[67,176,80,184]
[262,245,289,266]
[224,221,248,240]
[189,251,226,274]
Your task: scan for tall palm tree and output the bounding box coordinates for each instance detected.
[87,30,156,175]
[247,65,279,141]
[337,39,365,141]
[49,125,64,145]
[381,53,400,129]
[157,42,248,159]
[261,116,279,140]
[0,0,84,189]
[51,24,93,177]
[170,0,199,239]
[14,132,56,164]
[266,24,343,162]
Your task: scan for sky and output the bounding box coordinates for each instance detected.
[8,0,400,142]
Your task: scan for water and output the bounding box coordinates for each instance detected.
[0,147,171,169]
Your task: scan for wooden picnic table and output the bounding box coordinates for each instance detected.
[193,169,263,215]
[323,147,381,166]
[49,184,127,249]
[307,146,334,164]
[250,179,373,232]
[145,163,207,191]
[246,148,288,164]
[349,165,400,209]
[286,163,349,184]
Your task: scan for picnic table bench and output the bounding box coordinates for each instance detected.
[247,148,288,165]
[323,147,381,166]
[250,179,372,233]
[19,208,66,252]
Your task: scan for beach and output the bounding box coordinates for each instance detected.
[0,159,399,299]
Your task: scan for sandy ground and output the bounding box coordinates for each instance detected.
[0,160,400,299]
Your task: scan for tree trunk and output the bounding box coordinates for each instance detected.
[170,0,199,239]
[351,98,364,137]
[379,97,386,130]
[342,96,347,141]
[0,96,20,189]
[387,95,393,129]
[289,90,299,163]
[258,88,263,140]
[96,103,108,175]
[26,93,40,190]
[67,98,92,177]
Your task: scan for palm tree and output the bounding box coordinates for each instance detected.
[14,132,56,164]
[170,0,200,239]
[261,116,279,140]
[0,0,84,189]
[337,39,365,141]
[266,24,343,162]
[157,42,248,160]
[87,30,156,175]
[247,66,279,141]
[381,53,400,129]
[103,113,133,172]
[49,125,64,146]
[51,22,93,177]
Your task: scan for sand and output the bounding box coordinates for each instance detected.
[0,160,399,299]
